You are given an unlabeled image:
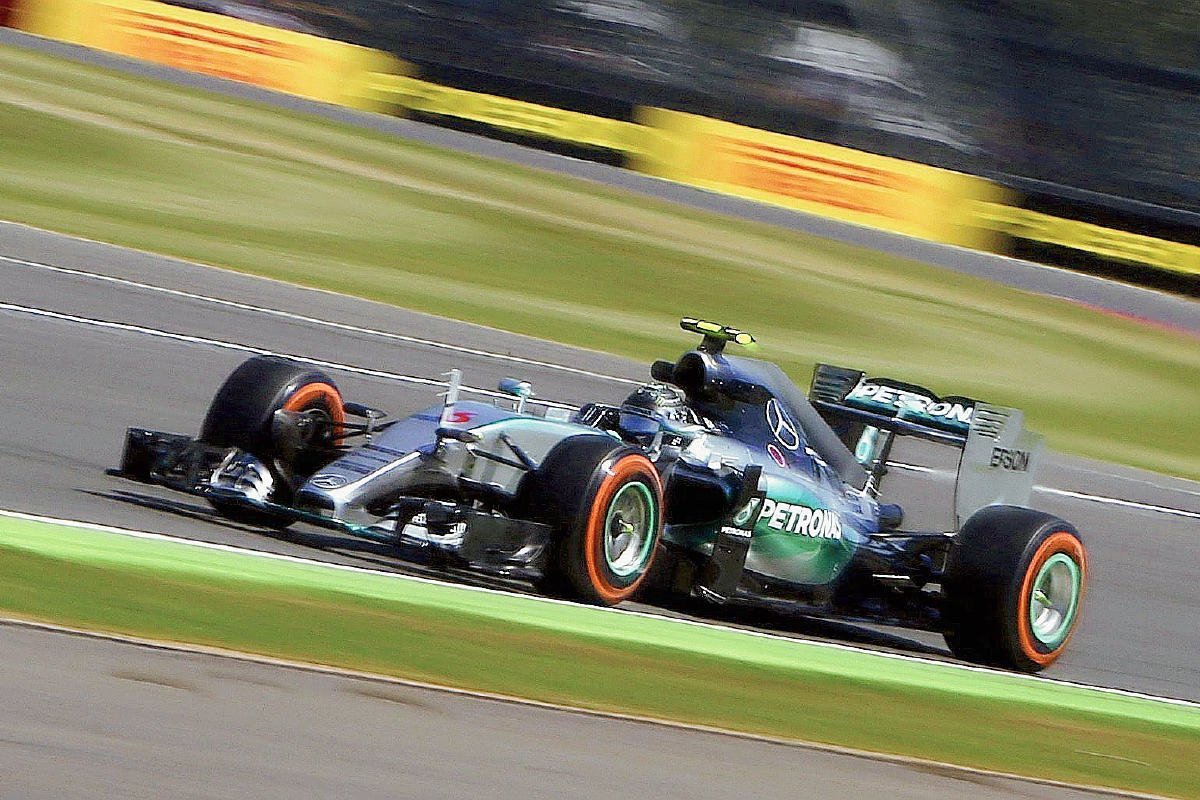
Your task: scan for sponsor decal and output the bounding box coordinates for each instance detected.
[706,135,910,218]
[103,5,306,92]
[309,473,348,489]
[661,432,689,449]
[371,74,651,155]
[719,526,753,539]
[757,498,843,540]
[989,446,1031,472]
[766,442,787,467]
[846,381,973,425]
[765,398,801,451]
[732,496,763,528]
[974,202,1200,278]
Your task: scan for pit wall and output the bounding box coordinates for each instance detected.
[6,0,1198,290]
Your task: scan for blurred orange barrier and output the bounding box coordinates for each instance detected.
[10,0,399,110]
[635,108,1011,251]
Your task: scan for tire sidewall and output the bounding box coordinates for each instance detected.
[576,451,663,603]
[1012,527,1087,668]
[199,357,344,525]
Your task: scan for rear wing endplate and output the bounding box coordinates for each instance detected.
[954,404,1044,528]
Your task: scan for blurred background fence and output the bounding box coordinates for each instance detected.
[169,0,1200,215]
[7,0,1199,290]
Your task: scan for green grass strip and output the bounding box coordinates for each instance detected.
[0,42,1198,481]
[1,514,1198,798]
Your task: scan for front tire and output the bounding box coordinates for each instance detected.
[200,356,345,527]
[942,505,1086,672]
[530,435,663,605]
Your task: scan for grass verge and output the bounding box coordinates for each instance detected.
[1,514,1198,798]
[0,42,1198,479]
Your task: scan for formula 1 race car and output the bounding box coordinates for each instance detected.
[117,318,1087,672]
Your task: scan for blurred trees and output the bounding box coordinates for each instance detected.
[959,0,1200,70]
[255,0,1200,74]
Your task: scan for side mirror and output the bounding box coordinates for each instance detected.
[498,377,535,413]
[344,402,386,434]
[344,402,386,419]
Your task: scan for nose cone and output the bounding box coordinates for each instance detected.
[294,484,336,516]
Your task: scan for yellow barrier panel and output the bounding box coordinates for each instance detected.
[11,0,399,110]
[9,0,87,41]
[634,108,1010,251]
[368,73,651,155]
[973,203,1200,278]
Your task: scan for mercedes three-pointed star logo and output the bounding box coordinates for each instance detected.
[309,473,348,489]
[765,398,801,451]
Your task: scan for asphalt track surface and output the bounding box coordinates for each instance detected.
[0,623,1122,800]
[3,28,1200,799]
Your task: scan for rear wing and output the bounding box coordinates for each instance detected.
[809,364,1044,528]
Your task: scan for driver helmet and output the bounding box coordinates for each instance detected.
[618,383,696,442]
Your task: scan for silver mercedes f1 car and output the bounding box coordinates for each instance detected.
[117,318,1086,672]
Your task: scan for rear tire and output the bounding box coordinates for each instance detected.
[530,435,663,605]
[200,356,345,527]
[942,505,1086,672]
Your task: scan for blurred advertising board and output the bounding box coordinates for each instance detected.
[974,202,1200,282]
[9,0,395,109]
[6,0,1196,288]
[367,72,651,158]
[635,108,1011,251]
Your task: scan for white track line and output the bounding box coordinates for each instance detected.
[3,507,1200,714]
[21,250,1200,515]
[0,253,641,386]
[1038,487,1200,519]
[0,301,578,410]
[3,300,1197,519]
[1054,460,1200,500]
[889,462,1200,520]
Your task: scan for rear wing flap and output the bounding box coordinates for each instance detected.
[809,364,1044,527]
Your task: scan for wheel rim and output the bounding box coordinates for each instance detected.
[1028,553,1082,649]
[603,481,656,577]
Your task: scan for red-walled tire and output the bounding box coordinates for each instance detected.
[943,505,1086,672]
[531,436,663,605]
